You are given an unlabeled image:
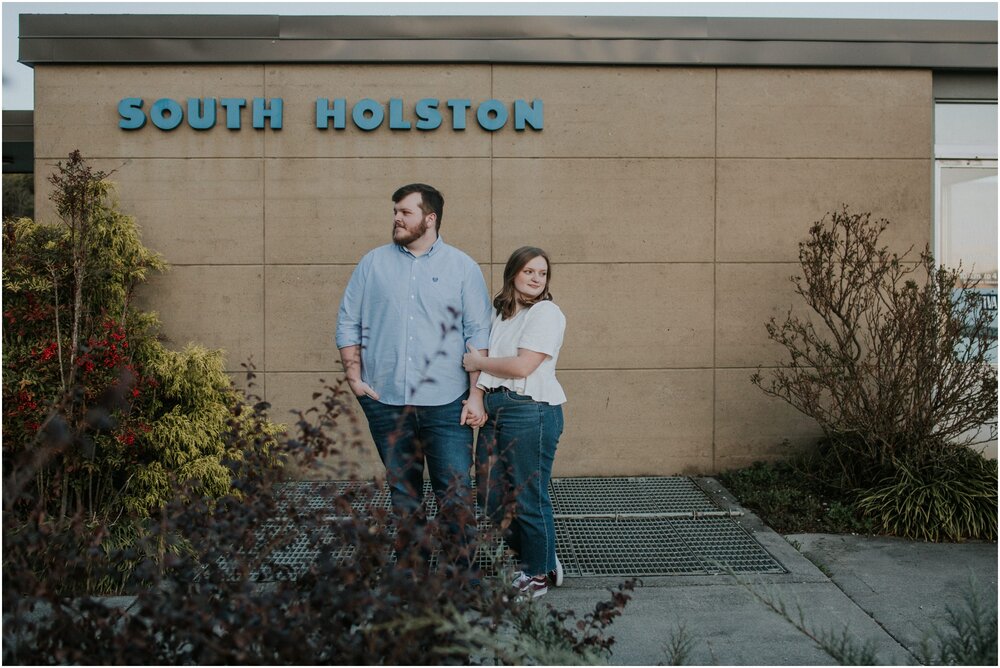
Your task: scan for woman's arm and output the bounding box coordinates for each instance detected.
[463,344,548,380]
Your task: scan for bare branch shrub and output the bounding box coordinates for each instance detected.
[752,206,997,492]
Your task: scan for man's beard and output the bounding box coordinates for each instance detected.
[393,217,430,246]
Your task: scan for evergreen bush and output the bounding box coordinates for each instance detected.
[2,173,34,220]
[2,151,277,591]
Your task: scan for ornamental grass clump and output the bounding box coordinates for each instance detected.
[856,445,997,542]
[752,206,997,541]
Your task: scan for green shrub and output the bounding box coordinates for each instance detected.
[2,152,279,592]
[3,173,34,219]
[857,447,997,542]
[719,460,874,535]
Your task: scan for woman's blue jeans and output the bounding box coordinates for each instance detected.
[476,390,564,577]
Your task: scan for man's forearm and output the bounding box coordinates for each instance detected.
[469,371,484,394]
[339,345,362,381]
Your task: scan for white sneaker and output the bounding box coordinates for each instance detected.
[549,555,564,587]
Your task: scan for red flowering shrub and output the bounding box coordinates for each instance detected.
[3,152,277,592]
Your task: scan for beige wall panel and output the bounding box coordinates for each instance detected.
[717,261,925,369]
[263,65,492,158]
[717,159,932,262]
[264,158,492,263]
[34,158,264,265]
[554,370,714,476]
[135,265,263,373]
[715,263,806,368]
[265,372,384,480]
[491,66,715,158]
[266,264,352,372]
[714,368,824,472]
[34,65,266,159]
[478,263,494,298]
[717,69,932,158]
[493,159,714,263]
[490,263,714,369]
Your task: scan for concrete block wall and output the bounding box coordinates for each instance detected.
[33,64,933,478]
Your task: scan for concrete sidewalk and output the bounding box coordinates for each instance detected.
[542,480,998,665]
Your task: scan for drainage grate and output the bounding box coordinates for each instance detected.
[671,518,784,574]
[558,517,705,576]
[551,476,719,516]
[251,477,785,579]
[275,481,391,515]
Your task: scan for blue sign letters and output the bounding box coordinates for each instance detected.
[120,97,543,132]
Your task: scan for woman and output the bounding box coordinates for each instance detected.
[462,246,566,599]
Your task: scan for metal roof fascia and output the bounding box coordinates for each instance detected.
[933,71,999,100]
[274,15,714,40]
[703,16,996,43]
[17,14,999,70]
[19,13,281,38]
[2,111,34,142]
[18,14,998,43]
[18,37,998,71]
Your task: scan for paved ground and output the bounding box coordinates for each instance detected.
[541,479,998,666]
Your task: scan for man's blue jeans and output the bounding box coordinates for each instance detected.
[357,393,476,571]
[476,390,564,577]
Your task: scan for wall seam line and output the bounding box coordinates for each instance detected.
[712,66,719,474]
[261,63,268,402]
[490,64,495,269]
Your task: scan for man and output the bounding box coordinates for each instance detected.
[335,183,491,574]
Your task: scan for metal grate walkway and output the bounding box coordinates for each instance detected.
[265,477,785,579]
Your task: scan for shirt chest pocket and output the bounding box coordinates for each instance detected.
[417,277,462,322]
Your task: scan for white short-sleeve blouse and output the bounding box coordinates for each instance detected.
[476,300,567,405]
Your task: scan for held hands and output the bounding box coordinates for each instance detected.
[347,377,380,401]
[463,343,485,373]
[460,392,487,428]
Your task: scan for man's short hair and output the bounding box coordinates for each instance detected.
[392,183,444,230]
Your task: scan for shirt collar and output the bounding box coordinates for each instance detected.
[426,235,444,256]
[397,234,445,258]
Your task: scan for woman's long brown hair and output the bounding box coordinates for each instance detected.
[493,246,553,320]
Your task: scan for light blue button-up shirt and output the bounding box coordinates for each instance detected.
[336,237,492,406]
